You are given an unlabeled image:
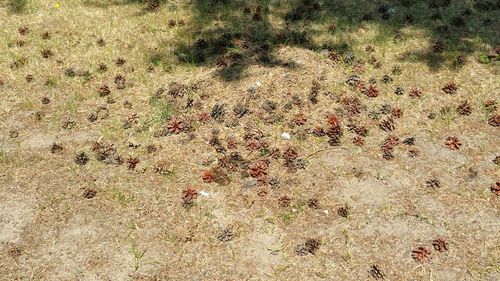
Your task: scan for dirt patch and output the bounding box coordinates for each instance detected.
[0,196,33,244]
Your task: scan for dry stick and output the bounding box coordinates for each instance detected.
[306,147,347,159]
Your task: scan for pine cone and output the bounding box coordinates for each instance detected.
[337,206,349,218]
[384,135,400,148]
[391,108,403,118]
[432,238,449,252]
[211,103,226,120]
[328,51,341,62]
[245,138,262,151]
[442,82,458,95]
[283,147,298,161]
[353,136,365,146]
[147,0,161,12]
[455,55,466,66]
[408,148,420,157]
[278,196,292,207]
[50,143,63,153]
[380,104,392,115]
[326,113,340,126]
[326,124,343,138]
[115,57,126,66]
[445,136,462,150]
[491,182,500,196]
[41,49,53,58]
[217,228,235,242]
[75,152,89,165]
[409,88,422,98]
[295,243,309,256]
[98,85,110,97]
[312,126,326,137]
[403,137,415,145]
[426,179,441,188]
[326,124,343,146]
[304,238,321,254]
[294,113,307,126]
[182,187,198,207]
[202,170,214,183]
[307,198,320,209]
[166,117,185,134]
[381,74,393,83]
[342,97,363,115]
[93,141,122,165]
[114,75,126,89]
[412,246,431,262]
[457,100,472,115]
[83,189,97,199]
[379,117,395,132]
[488,114,499,127]
[233,103,249,118]
[381,135,399,159]
[198,112,211,123]
[126,156,139,170]
[346,74,361,86]
[369,265,385,280]
[432,40,446,53]
[484,99,497,112]
[363,84,379,97]
[347,124,368,137]
[249,160,269,178]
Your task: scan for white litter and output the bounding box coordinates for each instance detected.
[200,191,209,197]
[281,132,291,140]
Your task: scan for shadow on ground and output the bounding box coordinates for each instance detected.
[88,0,500,80]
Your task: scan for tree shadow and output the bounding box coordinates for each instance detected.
[171,0,313,81]
[5,0,28,13]
[86,0,493,79]
[83,0,162,13]
[316,0,499,71]
[167,0,498,80]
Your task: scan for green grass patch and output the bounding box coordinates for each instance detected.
[149,95,172,124]
[0,148,7,163]
[8,0,27,13]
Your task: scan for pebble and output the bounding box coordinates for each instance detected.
[247,81,262,94]
[243,178,257,189]
[247,85,257,93]
[281,132,291,140]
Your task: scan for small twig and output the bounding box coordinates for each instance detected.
[306,147,347,159]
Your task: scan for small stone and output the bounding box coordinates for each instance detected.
[243,178,257,189]
[247,81,262,93]
[247,85,257,93]
[281,132,291,140]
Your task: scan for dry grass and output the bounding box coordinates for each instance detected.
[0,0,499,280]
